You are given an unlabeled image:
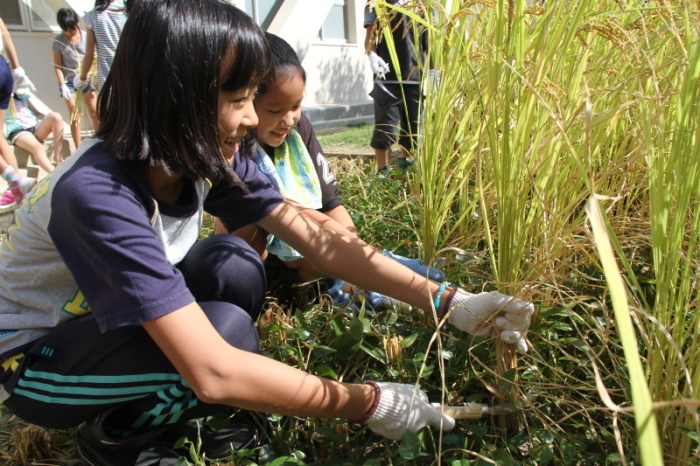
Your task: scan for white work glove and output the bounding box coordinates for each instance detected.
[364,382,455,440]
[59,84,72,100]
[368,51,390,80]
[11,67,36,96]
[73,75,88,90]
[446,289,534,353]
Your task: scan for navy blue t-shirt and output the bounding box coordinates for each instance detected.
[0,139,283,355]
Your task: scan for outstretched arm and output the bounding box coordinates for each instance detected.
[143,301,375,419]
[323,205,357,236]
[258,199,444,313]
[144,299,455,439]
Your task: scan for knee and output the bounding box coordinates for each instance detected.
[370,129,394,150]
[179,235,267,315]
[201,302,260,354]
[48,112,63,124]
[184,234,265,281]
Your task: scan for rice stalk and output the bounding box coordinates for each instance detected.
[395,0,700,462]
[585,194,663,466]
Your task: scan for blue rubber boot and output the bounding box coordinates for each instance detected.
[325,278,352,306]
[383,250,445,282]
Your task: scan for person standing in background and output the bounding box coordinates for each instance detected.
[73,0,130,103]
[364,0,427,177]
[52,8,98,148]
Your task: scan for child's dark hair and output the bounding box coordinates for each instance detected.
[240,32,306,159]
[57,8,80,31]
[258,32,307,96]
[96,0,273,185]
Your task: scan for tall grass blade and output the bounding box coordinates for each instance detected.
[585,195,663,466]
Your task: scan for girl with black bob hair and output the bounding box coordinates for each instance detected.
[96,0,270,186]
[0,0,534,464]
[56,7,80,30]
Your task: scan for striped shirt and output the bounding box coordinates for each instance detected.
[82,7,127,88]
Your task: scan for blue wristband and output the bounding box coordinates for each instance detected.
[433,282,449,309]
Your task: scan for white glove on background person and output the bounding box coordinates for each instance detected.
[364,382,455,440]
[11,67,36,96]
[60,84,72,100]
[73,75,88,90]
[368,51,390,80]
[446,289,534,353]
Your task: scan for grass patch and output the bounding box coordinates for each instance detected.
[315,124,373,153]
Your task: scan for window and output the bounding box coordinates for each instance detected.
[0,0,57,32]
[244,0,284,30]
[318,1,348,42]
[0,1,24,28]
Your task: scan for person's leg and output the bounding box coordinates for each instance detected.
[3,234,265,427]
[0,56,20,174]
[397,84,421,161]
[64,92,81,148]
[83,88,99,134]
[369,83,401,172]
[374,147,391,172]
[13,131,54,173]
[3,301,259,463]
[177,234,267,321]
[34,112,64,165]
[0,129,35,204]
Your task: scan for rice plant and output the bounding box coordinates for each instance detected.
[369,0,700,463]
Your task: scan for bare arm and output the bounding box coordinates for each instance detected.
[323,205,357,237]
[26,98,45,120]
[53,50,66,86]
[258,200,448,313]
[286,199,357,238]
[364,24,377,55]
[0,18,21,69]
[79,29,96,81]
[143,301,374,419]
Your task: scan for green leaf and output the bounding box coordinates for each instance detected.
[538,444,554,464]
[398,430,421,459]
[499,368,517,393]
[492,448,513,465]
[314,363,339,378]
[204,412,231,431]
[537,306,572,317]
[173,436,188,449]
[401,332,419,348]
[464,424,488,437]
[329,333,362,358]
[681,427,699,444]
[312,345,337,358]
[268,457,301,466]
[349,318,365,340]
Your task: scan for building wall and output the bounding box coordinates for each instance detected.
[262,0,373,107]
[5,0,373,127]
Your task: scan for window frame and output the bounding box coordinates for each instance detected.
[245,0,284,31]
[2,0,58,33]
[316,0,351,44]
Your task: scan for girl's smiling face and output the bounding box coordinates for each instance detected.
[218,86,258,164]
[254,71,305,149]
